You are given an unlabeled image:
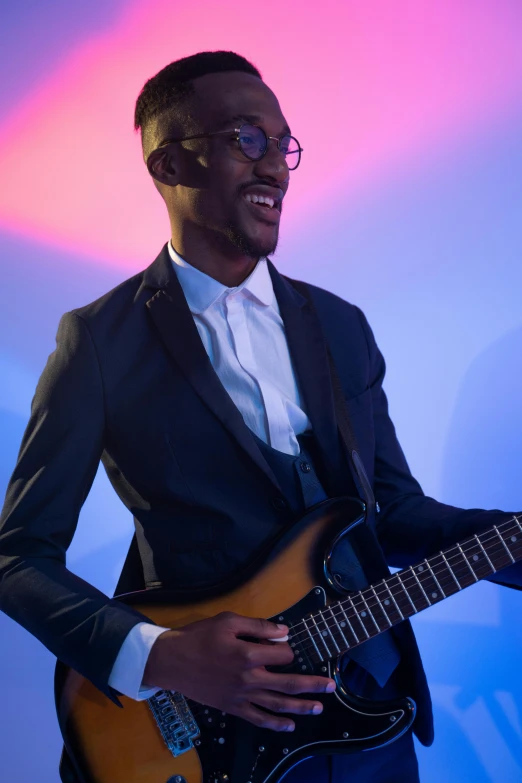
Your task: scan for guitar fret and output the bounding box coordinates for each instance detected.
[346,595,371,639]
[413,565,443,604]
[301,617,323,663]
[422,554,460,599]
[482,534,511,572]
[370,585,392,627]
[381,579,404,620]
[457,543,478,582]
[505,517,522,563]
[359,591,381,633]
[513,515,522,535]
[395,572,418,613]
[288,625,315,671]
[318,609,341,653]
[310,614,332,657]
[291,516,522,668]
[386,574,416,618]
[410,566,431,605]
[448,546,478,589]
[327,605,351,650]
[474,535,496,572]
[494,525,515,563]
[460,540,490,579]
[489,524,518,570]
[424,559,446,598]
[339,602,360,644]
[441,552,462,589]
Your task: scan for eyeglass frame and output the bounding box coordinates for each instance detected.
[152,124,303,170]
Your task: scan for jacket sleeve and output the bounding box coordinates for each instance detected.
[0,312,150,700]
[356,307,522,588]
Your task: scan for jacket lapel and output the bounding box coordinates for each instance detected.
[142,246,282,493]
[268,262,345,496]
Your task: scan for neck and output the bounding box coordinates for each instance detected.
[170,225,259,287]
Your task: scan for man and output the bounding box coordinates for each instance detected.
[0,51,520,783]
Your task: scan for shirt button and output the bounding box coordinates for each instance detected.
[300,461,311,473]
[272,497,287,510]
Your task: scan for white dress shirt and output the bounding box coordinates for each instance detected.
[108,243,311,700]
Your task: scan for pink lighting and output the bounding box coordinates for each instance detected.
[0,0,521,268]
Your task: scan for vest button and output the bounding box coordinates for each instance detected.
[299,461,311,473]
[272,497,287,510]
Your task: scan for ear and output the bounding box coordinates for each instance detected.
[146,146,179,186]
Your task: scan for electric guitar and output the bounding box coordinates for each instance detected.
[55,497,522,783]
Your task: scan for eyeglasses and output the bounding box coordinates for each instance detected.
[156,123,303,170]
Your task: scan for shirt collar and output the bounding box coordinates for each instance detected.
[168,241,275,314]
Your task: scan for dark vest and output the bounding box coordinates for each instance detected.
[254,430,401,694]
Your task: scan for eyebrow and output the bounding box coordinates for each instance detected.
[219,113,292,136]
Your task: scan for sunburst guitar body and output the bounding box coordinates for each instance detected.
[56,498,416,783]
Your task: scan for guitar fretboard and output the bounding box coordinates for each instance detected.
[290,515,522,664]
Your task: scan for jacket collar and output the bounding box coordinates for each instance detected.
[268,262,343,494]
[143,244,342,497]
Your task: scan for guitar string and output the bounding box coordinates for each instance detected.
[188,517,522,716]
[288,527,522,654]
[187,520,522,722]
[160,515,522,718]
[287,515,522,638]
[186,523,519,720]
[161,515,522,720]
[285,516,522,652]
[289,534,522,660]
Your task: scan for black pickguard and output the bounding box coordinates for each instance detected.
[189,588,415,783]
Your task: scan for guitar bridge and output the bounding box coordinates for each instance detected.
[147,690,200,757]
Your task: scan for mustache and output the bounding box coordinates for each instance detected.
[238,180,287,194]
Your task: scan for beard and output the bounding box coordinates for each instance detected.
[221,219,279,259]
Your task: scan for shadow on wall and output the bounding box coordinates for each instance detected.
[442,325,522,513]
[414,326,522,782]
[415,596,522,782]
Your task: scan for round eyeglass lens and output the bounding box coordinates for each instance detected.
[238,125,267,160]
[280,135,301,170]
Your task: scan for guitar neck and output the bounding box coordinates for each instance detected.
[293,515,522,665]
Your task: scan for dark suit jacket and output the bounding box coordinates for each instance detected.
[1,244,521,748]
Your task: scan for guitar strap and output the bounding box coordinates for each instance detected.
[288,278,391,584]
[288,278,402,686]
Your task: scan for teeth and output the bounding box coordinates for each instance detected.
[245,193,275,208]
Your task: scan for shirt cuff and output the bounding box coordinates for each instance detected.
[108,621,170,701]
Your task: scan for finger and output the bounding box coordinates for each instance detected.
[256,671,336,695]
[220,612,288,640]
[239,640,295,668]
[249,690,323,716]
[240,703,295,733]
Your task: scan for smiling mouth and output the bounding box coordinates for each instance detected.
[242,192,281,224]
[244,193,277,209]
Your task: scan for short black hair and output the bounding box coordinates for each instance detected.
[134,51,262,155]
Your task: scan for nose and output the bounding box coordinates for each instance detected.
[253,139,289,184]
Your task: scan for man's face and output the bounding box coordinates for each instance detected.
[156,71,292,259]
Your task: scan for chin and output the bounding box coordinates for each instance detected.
[225,222,279,259]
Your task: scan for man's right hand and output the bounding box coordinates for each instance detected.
[142,611,336,732]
